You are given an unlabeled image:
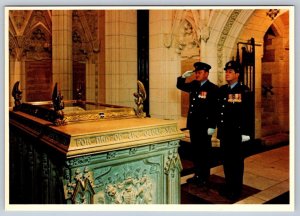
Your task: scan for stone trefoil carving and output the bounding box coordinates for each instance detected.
[266,9,280,20]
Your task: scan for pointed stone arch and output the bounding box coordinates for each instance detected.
[23,24,52,60]
[9,10,52,61]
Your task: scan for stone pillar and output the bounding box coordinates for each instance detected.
[52,10,73,99]
[105,10,137,107]
[149,10,181,120]
[98,10,106,104]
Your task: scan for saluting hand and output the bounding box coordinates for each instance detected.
[182,70,194,78]
[242,135,250,142]
[207,128,215,136]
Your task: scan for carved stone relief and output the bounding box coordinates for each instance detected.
[72,10,100,62]
[217,10,242,84]
[164,10,212,59]
[63,156,162,204]
[164,148,181,178]
[73,125,178,148]
[9,10,52,61]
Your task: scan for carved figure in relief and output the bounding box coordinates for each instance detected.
[122,184,137,204]
[64,164,155,204]
[101,168,154,204]
[179,21,198,49]
[136,171,153,204]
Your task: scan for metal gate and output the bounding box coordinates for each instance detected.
[236,38,257,138]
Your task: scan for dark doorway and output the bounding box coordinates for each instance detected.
[137,10,149,116]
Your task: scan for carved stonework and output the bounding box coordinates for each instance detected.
[164,10,212,59]
[9,10,31,31]
[23,27,52,60]
[10,107,183,204]
[64,167,95,204]
[217,10,241,85]
[266,9,280,20]
[103,171,153,204]
[72,10,100,62]
[9,10,52,61]
[63,158,160,204]
[66,156,92,167]
[73,125,179,148]
[176,20,200,58]
[164,149,181,178]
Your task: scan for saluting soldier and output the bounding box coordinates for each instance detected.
[217,60,252,201]
[177,62,218,187]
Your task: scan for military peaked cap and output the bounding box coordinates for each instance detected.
[224,60,241,73]
[193,62,211,72]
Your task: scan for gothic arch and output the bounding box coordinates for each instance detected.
[9,10,52,61]
[207,9,288,85]
[23,24,52,60]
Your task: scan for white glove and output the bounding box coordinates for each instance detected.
[182,70,194,78]
[207,128,215,136]
[242,135,250,142]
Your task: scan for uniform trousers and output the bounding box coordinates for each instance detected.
[220,134,244,195]
[189,128,212,183]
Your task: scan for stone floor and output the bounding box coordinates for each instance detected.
[180,145,290,204]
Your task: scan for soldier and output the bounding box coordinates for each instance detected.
[217,60,252,201]
[177,62,218,187]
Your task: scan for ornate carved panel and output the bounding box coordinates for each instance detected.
[163,10,212,59]
[63,156,162,204]
[217,10,241,84]
[72,10,100,62]
[9,10,52,61]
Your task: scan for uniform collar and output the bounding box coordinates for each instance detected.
[201,80,208,86]
[229,81,238,89]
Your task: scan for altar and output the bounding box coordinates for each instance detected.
[9,84,184,204]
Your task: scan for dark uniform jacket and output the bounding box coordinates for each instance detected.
[177,77,219,131]
[217,82,252,140]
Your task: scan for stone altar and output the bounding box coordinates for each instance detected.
[9,101,184,204]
